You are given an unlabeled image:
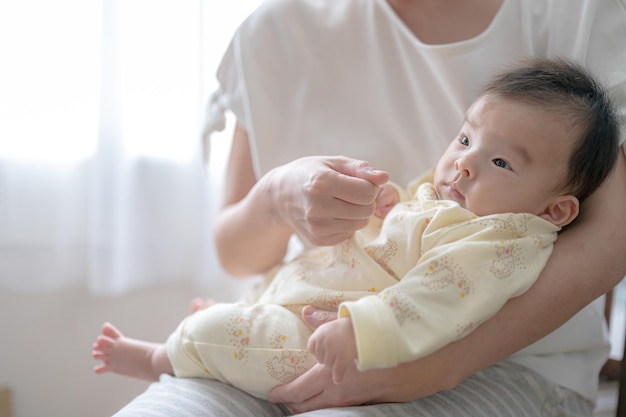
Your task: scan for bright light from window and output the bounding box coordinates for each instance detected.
[118,0,263,161]
[201,0,263,96]
[117,1,201,161]
[0,0,263,163]
[0,1,100,162]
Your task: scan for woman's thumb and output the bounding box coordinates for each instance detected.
[331,157,389,186]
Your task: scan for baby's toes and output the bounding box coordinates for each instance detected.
[101,322,123,340]
[92,349,105,360]
[95,335,115,351]
[93,363,110,374]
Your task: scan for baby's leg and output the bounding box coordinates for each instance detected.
[167,303,316,399]
[92,322,173,381]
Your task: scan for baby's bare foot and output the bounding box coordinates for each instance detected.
[92,322,168,381]
[190,297,217,313]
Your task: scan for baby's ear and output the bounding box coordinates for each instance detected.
[539,195,580,227]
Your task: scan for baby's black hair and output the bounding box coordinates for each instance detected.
[482,58,620,202]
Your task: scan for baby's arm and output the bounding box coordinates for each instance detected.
[341,215,557,371]
[307,318,357,384]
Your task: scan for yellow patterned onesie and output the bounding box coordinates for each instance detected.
[166,180,559,399]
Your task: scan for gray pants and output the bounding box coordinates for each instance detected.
[113,361,593,417]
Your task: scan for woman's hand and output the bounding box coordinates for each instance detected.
[269,306,457,412]
[265,156,390,246]
[214,125,390,277]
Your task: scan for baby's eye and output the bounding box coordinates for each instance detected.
[493,158,511,170]
[459,135,470,146]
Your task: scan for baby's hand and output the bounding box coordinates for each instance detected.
[307,318,357,384]
[374,184,400,219]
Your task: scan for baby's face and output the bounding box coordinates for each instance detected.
[433,94,576,218]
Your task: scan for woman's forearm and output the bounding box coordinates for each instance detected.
[212,124,295,277]
[212,123,391,277]
[213,171,295,277]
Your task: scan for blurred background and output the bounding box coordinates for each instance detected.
[0,1,262,416]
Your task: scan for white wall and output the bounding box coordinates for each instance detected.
[0,63,246,417]
[0,283,216,417]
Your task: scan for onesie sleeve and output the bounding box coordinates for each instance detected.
[338,295,399,369]
[340,211,559,371]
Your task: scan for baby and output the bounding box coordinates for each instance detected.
[92,58,620,400]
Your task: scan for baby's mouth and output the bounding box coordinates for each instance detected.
[447,182,465,204]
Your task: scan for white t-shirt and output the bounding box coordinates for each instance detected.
[212,0,626,402]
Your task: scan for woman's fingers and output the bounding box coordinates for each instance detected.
[277,156,389,245]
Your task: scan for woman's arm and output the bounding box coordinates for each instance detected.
[212,124,292,277]
[270,148,626,412]
[213,124,390,277]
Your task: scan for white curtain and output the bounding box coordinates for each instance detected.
[0,0,261,296]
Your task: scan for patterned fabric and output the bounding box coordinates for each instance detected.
[113,361,593,417]
[208,0,622,402]
[165,182,558,398]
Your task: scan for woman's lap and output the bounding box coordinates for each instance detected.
[112,375,286,417]
[299,361,593,417]
[113,361,593,417]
